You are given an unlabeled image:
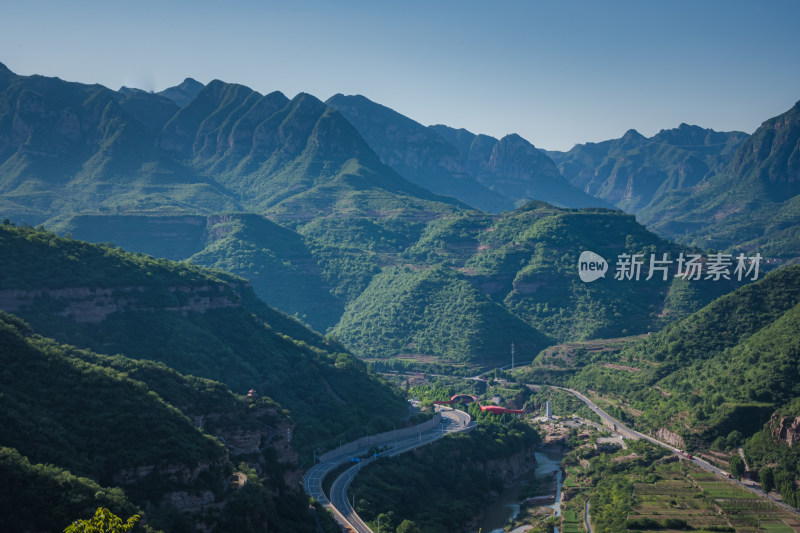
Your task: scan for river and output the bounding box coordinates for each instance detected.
[477,447,564,533]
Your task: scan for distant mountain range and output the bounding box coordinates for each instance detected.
[547,124,748,213]
[1,61,798,362]
[639,101,800,258]
[326,94,606,212]
[547,103,800,260]
[0,61,463,227]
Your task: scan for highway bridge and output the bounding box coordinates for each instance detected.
[303,407,474,533]
[434,393,526,414]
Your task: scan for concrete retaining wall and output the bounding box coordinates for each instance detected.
[319,413,442,463]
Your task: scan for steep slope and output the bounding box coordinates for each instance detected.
[431,124,606,208]
[326,93,514,212]
[0,310,318,532]
[159,81,467,220]
[635,101,800,259]
[327,202,742,365]
[549,124,747,213]
[404,202,738,341]
[332,265,550,364]
[0,63,239,224]
[0,63,465,228]
[188,213,344,331]
[157,77,205,107]
[564,264,800,446]
[0,447,142,533]
[0,223,408,453]
[53,212,426,332]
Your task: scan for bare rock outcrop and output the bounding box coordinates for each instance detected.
[771,415,800,446]
[655,428,686,449]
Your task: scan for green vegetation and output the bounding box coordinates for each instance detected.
[561,433,798,533]
[0,448,147,533]
[188,213,345,331]
[0,311,225,488]
[326,94,516,213]
[0,224,409,454]
[64,507,140,533]
[551,123,747,215]
[511,263,800,517]
[0,310,323,531]
[350,412,540,533]
[638,101,800,263]
[333,264,549,363]
[516,264,800,446]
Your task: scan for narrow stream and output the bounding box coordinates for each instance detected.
[477,447,564,533]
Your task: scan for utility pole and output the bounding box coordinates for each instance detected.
[511,342,515,371]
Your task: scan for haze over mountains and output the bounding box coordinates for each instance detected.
[2,61,797,361]
[2,60,800,531]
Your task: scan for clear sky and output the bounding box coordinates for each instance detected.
[2,0,798,150]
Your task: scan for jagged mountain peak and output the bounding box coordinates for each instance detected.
[622,128,645,141]
[499,132,535,149]
[157,77,205,107]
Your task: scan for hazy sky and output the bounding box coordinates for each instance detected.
[2,1,799,150]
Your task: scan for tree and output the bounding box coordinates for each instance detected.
[729,454,745,480]
[760,467,775,494]
[726,430,743,449]
[396,520,421,533]
[64,507,139,533]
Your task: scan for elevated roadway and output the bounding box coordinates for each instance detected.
[303,407,473,533]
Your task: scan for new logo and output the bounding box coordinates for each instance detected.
[578,251,608,282]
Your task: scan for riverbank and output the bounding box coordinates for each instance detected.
[476,444,565,533]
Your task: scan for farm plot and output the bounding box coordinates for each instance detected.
[629,463,730,531]
[691,471,800,532]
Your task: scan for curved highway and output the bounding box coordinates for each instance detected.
[304,407,474,533]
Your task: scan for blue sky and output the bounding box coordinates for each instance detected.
[2,0,798,150]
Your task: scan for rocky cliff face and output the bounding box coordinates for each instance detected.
[655,427,686,449]
[326,93,513,213]
[551,125,748,213]
[0,284,241,323]
[432,125,605,209]
[770,414,800,446]
[478,447,539,487]
[726,100,800,202]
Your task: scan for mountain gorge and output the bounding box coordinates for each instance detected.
[549,123,747,214]
[0,62,765,363]
[0,221,415,530]
[641,100,800,258]
[2,59,800,531]
[549,103,800,262]
[0,62,462,227]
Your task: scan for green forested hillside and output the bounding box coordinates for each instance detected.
[549,124,747,213]
[402,202,738,342]
[187,213,345,331]
[333,265,550,363]
[0,311,318,532]
[549,265,800,446]
[637,101,800,260]
[0,447,145,533]
[350,411,541,533]
[0,223,408,453]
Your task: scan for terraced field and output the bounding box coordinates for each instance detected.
[631,465,730,530]
[628,464,800,532]
[691,472,800,532]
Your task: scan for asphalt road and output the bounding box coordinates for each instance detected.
[304,407,474,533]
[552,385,799,516]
